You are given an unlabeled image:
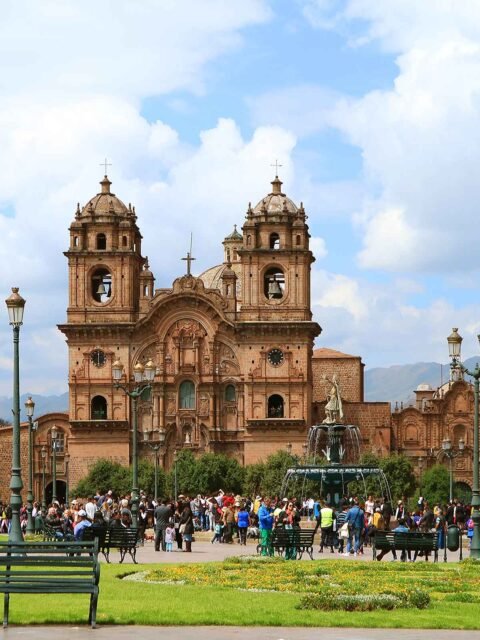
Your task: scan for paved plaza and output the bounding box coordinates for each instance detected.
[105,530,467,564]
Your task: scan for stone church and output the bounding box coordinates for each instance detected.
[0,174,472,502]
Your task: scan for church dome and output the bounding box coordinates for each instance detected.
[199,262,242,299]
[79,176,129,218]
[252,176,298,215]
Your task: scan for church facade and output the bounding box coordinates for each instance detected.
[50,172,325,490]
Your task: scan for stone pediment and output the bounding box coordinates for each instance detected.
[152,275,227,309]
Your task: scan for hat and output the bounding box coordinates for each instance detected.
[375,507,381,513]
[78,509,87,517]
[107,490,113,495]
[256,495,262,500]
[282,498,288,503]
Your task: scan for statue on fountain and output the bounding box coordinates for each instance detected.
[322,374,344,424]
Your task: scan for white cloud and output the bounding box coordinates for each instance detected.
[311,268,480,367]
[310,237,328,260]
[302,1,480,273]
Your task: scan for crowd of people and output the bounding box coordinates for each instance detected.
[0,491,474,561]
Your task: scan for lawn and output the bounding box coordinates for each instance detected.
[5,557,480,628]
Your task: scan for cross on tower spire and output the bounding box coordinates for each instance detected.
[181,233,196,276]
[100,157,112,175]
[270,159,282,177]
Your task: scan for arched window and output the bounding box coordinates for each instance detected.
[73,236,79,248]
[96,233,106,250]
[296,234,301,246]
[179,380,195,409]
[225,384,236,402]
[454,424,466,447]
[91,267,112,303]
[122,235,128,247]
[91,396,107,419]
[268,394,284,418]
[270,233,280,250]
[264,267,285,299]
[246,235,251,246]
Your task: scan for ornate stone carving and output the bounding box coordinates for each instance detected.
[199,395,209,416]
[166,394,176,416]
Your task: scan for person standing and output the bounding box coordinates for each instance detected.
[154,498,172,552]
[236,504,250,546]
[258,497,274,556]
[344,501,365,557]
[179,503,194,552]
[319,501,335,553]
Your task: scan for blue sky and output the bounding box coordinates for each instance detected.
[1,0,480,395]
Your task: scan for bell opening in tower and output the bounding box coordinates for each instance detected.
[264,267,285,299]
[91,267,112,303]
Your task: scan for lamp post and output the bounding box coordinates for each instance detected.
[442,438,465,503]
[41,446,47,512]
[418,456,424,495]
[447,327,480,559]
[5,287,26,543]
[112,358,155,528]
[51,427,58,505]
[24,396,36,534]
[174,449,178,503]
[64,452,70,507]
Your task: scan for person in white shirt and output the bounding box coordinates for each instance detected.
[85,497,96,521]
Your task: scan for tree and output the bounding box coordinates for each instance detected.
[380,454,417,501]
[421,464,450,506]
[243,462,266,497]
[165,449,197,498]
[256,450,296,498]
[0,418,11,427]
[72,459,130,497]
[138,459,166,498]
[190,453,244,495]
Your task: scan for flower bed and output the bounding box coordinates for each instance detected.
[131,556,480,611]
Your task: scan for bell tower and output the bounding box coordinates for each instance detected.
[65,174,147,325]
[59,174,154,433]
[239,174,314,321]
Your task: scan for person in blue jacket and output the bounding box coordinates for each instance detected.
[344,501,365,557]
[258,497,274,556]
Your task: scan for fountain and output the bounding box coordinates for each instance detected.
[281,375,391,504]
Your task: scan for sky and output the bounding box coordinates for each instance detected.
[1,0,480,396]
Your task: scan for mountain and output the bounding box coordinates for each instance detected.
[0,392,69,424]
[365,356,480,405]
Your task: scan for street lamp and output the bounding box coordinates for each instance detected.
[173,449,178,503]
[113,358,155,527]
[447,328,480,559]
[51,427,58,505]
[41,446,47,512]
[64,452,70,506]
[5,287,26,542]
[442,437,465,503]
[418,456,425,495]
[146,431,165,503]
[24,396,36,534]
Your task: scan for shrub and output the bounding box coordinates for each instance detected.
[297,592,404,612]
[408,589,431,609]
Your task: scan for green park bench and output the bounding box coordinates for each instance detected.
[0,539,100,628]
[373,530,439,562]
[83,526,139,564]
[257,528,315,560]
